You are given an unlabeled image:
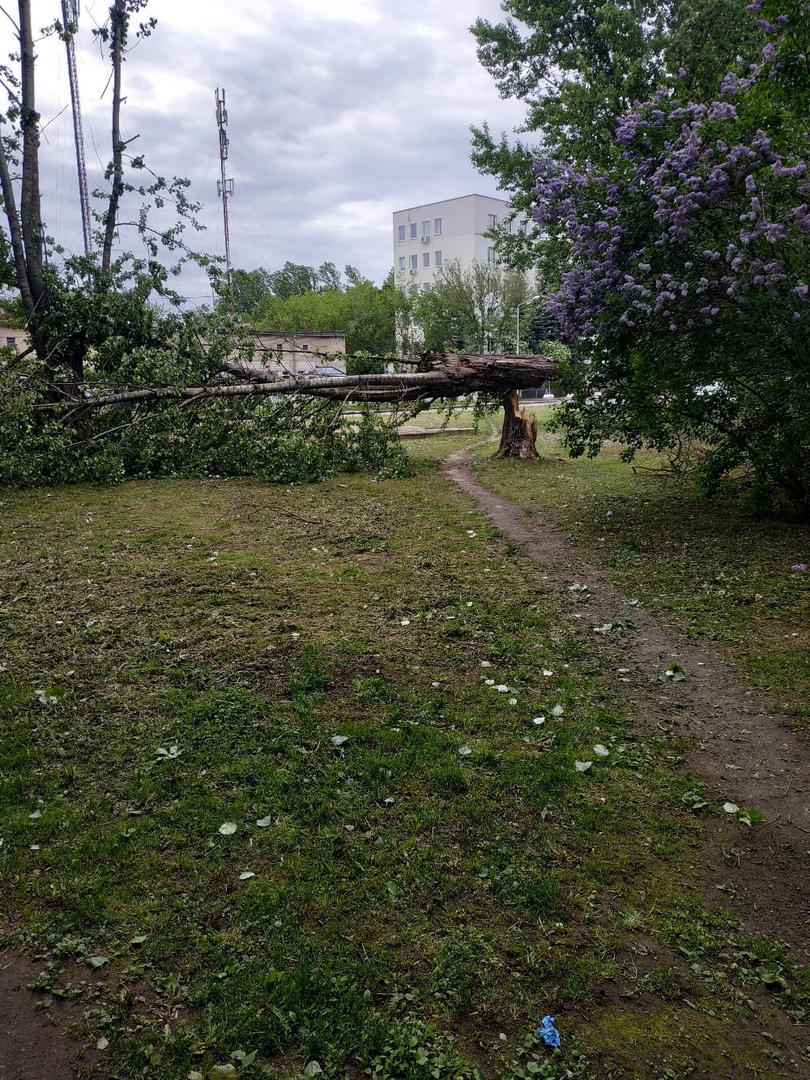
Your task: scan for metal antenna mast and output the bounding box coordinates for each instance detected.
[215,87,234,313]
[62,0,92,255]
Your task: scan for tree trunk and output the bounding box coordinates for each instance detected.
[47,352,559,409]
[18,0,46,309]
[494,389,539,459]
[102,1,126,271]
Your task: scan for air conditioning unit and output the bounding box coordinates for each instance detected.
[421,235,430,243]
[409,268,418,275]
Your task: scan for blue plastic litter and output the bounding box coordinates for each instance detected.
[539,1015,561,1047]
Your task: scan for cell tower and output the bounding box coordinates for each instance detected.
[215,87,234,313]
[62,0,92,255]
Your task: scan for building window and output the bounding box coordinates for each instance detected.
[423,252,430,268]
[398,224,406,242]
[399,257,406,271]
[410,254,418,271]
[5,336,15,346]
[422,220,430,238]
[434,217,442,235]
[301,343,309,351]
[488,213,497,227]
[410,222,417,239]
[401,286,408,296]
[422,283,431,293]
[487,246,496,264]
[276,344,283,352]
[435,250,442,267]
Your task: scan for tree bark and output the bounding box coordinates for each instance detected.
[101,1,126,271]
[494,389,539,459]
[0,129,36,316]
[43,352,558,409]
[18,0,45,309]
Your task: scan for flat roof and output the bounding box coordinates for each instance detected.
[392,193,510,216]
[249,330,345,338]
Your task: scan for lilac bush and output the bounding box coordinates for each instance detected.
[539,0,810,508]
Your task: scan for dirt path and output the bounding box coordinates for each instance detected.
[0,952,88,1079]
[444,449,810,957]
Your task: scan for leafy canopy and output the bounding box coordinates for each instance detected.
[536,0,810,506]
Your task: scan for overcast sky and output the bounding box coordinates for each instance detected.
[23,0,526,305]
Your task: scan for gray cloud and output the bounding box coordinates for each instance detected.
[23,0,525,302]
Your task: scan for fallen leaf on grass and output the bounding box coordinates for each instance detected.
[574,760,592,772]
[256,815,273,827]
[35,687,64,705]
[218,822,238,836]
[659,663,686,682]
[331,735,349,747]
[239,872,256,880]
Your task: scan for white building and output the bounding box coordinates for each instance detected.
[392,194,525,294]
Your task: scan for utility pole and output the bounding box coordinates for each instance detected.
[62,0,92,256]
[215,87,234,315]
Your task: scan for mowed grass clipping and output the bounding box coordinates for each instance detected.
[0,457,807,1079]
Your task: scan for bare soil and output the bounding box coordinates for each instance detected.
[444,450,810,957]
[0,951,89,1080]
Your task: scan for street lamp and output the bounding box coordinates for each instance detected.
[516,294,542,354]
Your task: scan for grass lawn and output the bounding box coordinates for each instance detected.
[0,422,808,1078]
[470,410,810,726]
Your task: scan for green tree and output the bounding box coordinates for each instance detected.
[265,261,321,298]
[251,271,404,368]
[534,0,810,508]
[411,260,533,355]
[231,268,273,315]
[0,0,206,386]
[470,0,764,267]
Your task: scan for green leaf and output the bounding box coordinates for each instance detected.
[35,686,64,705]
[659,663,686,682]
[758,969,788,989]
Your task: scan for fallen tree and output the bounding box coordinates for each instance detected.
[44,351,558,459]
[48,352,557,406]
[0,3,556,481]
